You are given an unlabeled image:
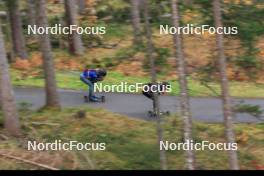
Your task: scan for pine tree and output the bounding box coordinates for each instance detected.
[26,0,36,26]
[212,0,239,170]
[143,0,167,170]
[36,0,61,108]
[0,21,21,137]
[64,0,84,55]
[171,0,195,170]
[6,0,28,59]
[130,0,142,45]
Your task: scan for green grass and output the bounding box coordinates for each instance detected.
[0,107,263,169]
[103,22,132,39]
[11,69,264,98]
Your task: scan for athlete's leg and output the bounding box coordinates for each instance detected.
[142,91,154,100]
[80,77,95,99]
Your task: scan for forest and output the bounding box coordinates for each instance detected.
[0,0,264,171]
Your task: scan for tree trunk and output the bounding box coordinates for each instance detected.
[78,0,86,14]
[130,0,142,45]
[171,0,195,170]
[0,22,21,137]
[143,0,167,170]
[26,0,36,26]
[36,0,61,108]
[5,14,16,62]
[58,0,66,49]
[6,0,28,60]
[64,0,84,55]
[212,0,239,170]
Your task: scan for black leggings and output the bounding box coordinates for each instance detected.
[142,91,154,100]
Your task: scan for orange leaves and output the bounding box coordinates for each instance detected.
[115,60,147,77]
[12,59,31,71]
[226,67,251,81]
[236,132,249,144]
[257,39,264,59]
[86,0,97,7]
[31,53,43,67]
[251,160,264,170]
[11,53,44,79]
[67,59,81,70]
[55,58,81,71]
[12,52,82,73]
[12,53,43,71]
[223,0,254,5]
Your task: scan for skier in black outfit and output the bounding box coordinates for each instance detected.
[142,82,170,100]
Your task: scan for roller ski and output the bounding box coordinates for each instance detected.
[84,95,105,103]
[148,110,170,118]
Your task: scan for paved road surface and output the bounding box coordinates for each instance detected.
[14,87,264,123]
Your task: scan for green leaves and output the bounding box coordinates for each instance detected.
[234,103,263,118]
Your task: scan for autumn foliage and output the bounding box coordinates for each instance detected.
[11,52,82,79]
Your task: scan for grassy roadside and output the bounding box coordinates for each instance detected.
[11,70,264,98]
[0,107,263,169]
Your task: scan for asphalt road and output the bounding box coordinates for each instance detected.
[14,87,264,123]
